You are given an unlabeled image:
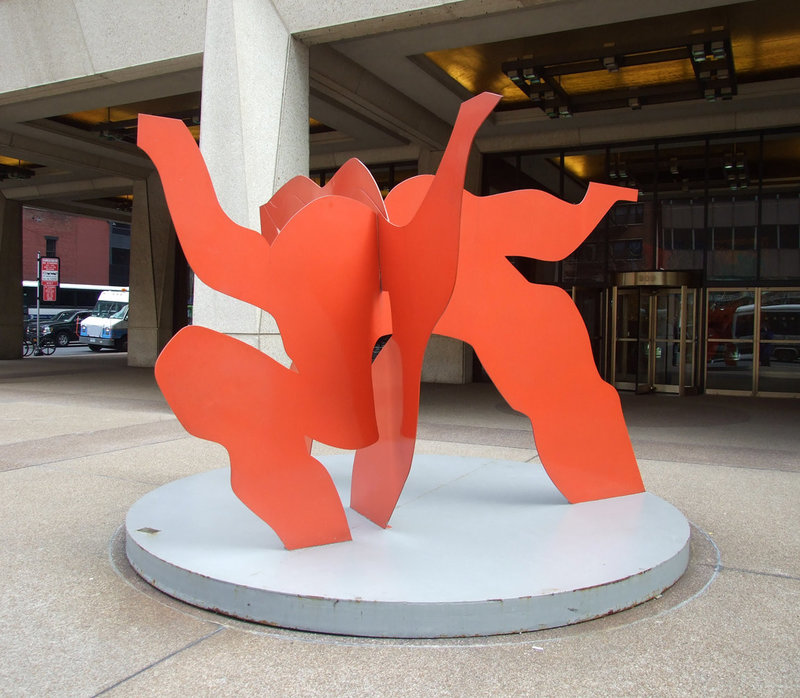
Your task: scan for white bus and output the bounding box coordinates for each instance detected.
[732,303,800,363]
[22,281,128,321]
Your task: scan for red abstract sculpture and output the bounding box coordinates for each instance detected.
[359,179,643,522]
[137,92,644,550]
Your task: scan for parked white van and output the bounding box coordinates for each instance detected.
[79,290,130,351]
[88,289,129,317]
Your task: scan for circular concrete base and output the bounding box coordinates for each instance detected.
[126,455,690,638]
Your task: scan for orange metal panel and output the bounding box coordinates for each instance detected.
[138,92,644,550]
[350,92,501,525]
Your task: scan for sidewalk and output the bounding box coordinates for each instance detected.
[1,352,798,696]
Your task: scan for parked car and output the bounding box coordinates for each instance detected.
[24,314,57,339]
[39,309,93,347]
[79,305,129,351]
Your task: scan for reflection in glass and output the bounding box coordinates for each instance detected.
[758,289,800,393]
[615,341,638,384]
[660,199,704,270]
[653,291,686,388]
[614,290,640,385]
[652,341,678,386]
[574,288,604,371]
[707,197,757,280]
[706,290,754,392]
[617,291,641,339]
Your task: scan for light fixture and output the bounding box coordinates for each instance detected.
[500,29,735,118]
[711,40,726,59]
[543,91,559,118]
[691,43,707,62]
[603,56,619,72]
[522,65,540,84]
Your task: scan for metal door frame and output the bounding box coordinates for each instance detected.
[610,277,697,394]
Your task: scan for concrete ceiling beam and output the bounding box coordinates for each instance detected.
[309,89,408,152]
[21,198,132,224]
[0,67,202,126]
[0,124,152,179]
[310,45,453,151]
[1,176,132,203]
[333,0,745,125]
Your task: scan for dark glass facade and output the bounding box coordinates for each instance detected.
[482,128,800,395]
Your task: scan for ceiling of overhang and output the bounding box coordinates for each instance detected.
[1,0,799,222]
[422,2,800,114]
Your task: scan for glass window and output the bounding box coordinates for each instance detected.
[611,203,644,226]
[559,148,609,203]
[609,239,643,260]
[563,232,606,285]
[758,289,800,393]
[660,199,704,270]
[392,162,418,188]
[760,194,800,280]
[573,288,605,371]
[518,153,560,196]
[707,197,757,280]
[371,165,392,198]
[706,289,755,392]
[761,134,800,194]
[483,154,520,195]
[481,129,800,289]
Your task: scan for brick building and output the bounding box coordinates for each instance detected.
[22,208,112,285]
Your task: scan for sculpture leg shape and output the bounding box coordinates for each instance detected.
[440,281,644,503]
[350,338,417,526]
[351,94,502,527]
[155,326,351,549]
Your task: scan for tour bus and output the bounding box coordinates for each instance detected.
[22,282,126,321]
[732,303,800,364]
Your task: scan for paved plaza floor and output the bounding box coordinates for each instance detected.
[1,352,798,696]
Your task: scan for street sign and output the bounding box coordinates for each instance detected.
[40,256,60,302]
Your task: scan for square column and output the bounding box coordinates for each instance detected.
[0,193,23,359]
[128,174,178,367]
[196,0,310,365]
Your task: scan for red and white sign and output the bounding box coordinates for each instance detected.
[40,256,60,302]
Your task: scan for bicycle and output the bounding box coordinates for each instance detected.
[23,332,56,356]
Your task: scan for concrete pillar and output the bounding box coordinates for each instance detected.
[128,174,177,367]
[196,0,309,364]
[0,193,23,360]
[418,146,482,384]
